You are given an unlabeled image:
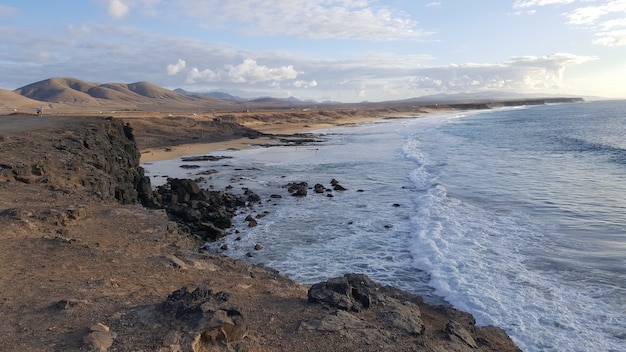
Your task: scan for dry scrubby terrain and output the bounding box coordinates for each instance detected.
[0,113,522,351]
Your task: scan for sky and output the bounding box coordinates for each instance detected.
[0,0,625,102]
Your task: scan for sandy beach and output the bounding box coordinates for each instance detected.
[138,113,399,162]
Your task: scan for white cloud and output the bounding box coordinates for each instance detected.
[186,68,220,83]
[180,59,300,84]
[566,6,608,25]
[293,80,318,88]
[565,1,626,46]
[108,0,130,19]
[426,2,442,8]
[593,29,626,45]
[226,59,298,83]
[513,0,626,46]
[513,0,576,9]
[167,59,186,75]
[409,53,597,93]
[565,1,626,25]
[409,76,443,90]
[175,0,429,41]
[600,18,626,30]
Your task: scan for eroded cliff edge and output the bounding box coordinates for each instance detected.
[0,115,521,351]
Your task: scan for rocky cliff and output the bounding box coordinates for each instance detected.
[0,115,143,204]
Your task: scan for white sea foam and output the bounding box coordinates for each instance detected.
[402,110,626,352]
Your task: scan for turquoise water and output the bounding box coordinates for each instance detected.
[143,100,626,351]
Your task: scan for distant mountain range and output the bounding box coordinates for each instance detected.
[173,88,243,101]
[173,88,321,105]
[0,77,586,114]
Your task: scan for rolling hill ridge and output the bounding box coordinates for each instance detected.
[9,77,235,112]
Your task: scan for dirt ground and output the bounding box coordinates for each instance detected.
[0,112,520,352]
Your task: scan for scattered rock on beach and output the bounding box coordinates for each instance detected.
[244,215,258,227]
[333,184,347,191]
[197,169,219,175]
[287,181,308,196]
[140,177,261,241]
[181,155,233,162]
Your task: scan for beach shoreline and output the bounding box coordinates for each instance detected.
[138,110,432,162]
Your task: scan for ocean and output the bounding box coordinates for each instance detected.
[143,100,626,352]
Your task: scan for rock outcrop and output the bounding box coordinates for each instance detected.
[140,177,261,241]
[159,286,249,349]
[0,116,144,204]
[305,274,521,352]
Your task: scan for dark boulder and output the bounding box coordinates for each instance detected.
[196,222,227,241]
[308,274,386,312]
[333,184,347,191]
[170,178,201,196]
[286,181,308,196]
[159,286,248,347]
[307,274,426,337]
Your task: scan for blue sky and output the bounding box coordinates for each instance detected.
[0,0,624,102]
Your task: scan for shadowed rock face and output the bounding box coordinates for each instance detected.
[0,116,260,242]
[139,177,262,241]
[0,116,143,204]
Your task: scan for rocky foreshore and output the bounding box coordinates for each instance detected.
[0,114,521,351]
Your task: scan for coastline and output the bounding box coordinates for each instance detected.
[0,112,522,351]
[139,114,398,163]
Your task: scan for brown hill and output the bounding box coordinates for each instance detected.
[0,89,49,114]
[14,77,236,111]
[127,81,187,100]
[15,77,100,105]
[85,85,141,101]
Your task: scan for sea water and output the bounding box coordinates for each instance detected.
[143,100,626,352]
